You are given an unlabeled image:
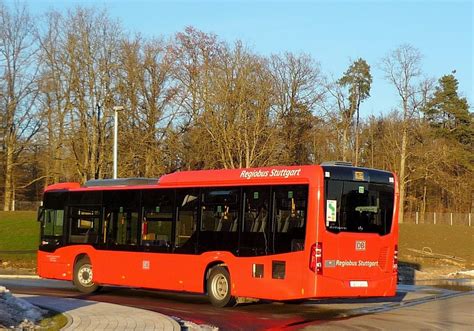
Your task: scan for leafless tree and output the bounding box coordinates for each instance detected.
[380,44,433,222]
[0,1,40,210]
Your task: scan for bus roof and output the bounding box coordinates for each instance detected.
[43,165,320,192]
[43,164,395,193]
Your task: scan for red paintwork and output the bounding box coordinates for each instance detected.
[38,165,399,301]
[44,182,81,191]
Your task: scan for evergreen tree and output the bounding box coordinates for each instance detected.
[338,58,372,165]
[424,74,472,146]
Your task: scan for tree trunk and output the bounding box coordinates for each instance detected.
[421,174,427,223]
[342,125,349,162]
[3,142,14,211]
[398,126,408,223]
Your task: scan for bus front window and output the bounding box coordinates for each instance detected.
[325,180,394,235]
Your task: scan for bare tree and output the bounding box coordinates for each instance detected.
[270,52,323,165]
[117,36,179,177]
[198,42,276,168]
[62,7,122,182]
[0,1,39,210]
[36,10,73,185]
[380,44,432,223]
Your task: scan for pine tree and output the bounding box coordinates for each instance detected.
[338,58,372,165]
[424,74,472,147]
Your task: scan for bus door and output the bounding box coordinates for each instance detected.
[102,190,140,248]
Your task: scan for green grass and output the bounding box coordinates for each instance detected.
[0,211,38,268]
[399,223,474,269]
[0,211,39,250]
[1,212,473,270]
[38,310,69,330]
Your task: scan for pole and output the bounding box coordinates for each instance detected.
[113,110,118,179]
[113,106,124,179]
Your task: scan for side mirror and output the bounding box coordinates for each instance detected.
[37,206,45,222]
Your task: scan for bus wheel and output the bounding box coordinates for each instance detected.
[73,257,100,294]
[207,266,236,307]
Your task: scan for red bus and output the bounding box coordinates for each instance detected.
[37,163,399,307]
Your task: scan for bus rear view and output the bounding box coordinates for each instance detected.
[314,163,398,298]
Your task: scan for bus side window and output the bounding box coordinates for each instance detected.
[140,189,174,252]
[273,185,308,253]
[102,190,140,248]
[198,188,240,253]
[174,189,199,254]
[201,189,239,233]
[68,207,101,244]
[240,187,271,256]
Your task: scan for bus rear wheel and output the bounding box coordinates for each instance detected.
[73,257,100,294]
[207,266,236,307]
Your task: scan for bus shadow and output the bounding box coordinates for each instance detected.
[302,290,407,305]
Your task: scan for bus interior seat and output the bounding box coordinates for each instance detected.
[258,211,268,232]
[230,217,238,232]
[143,233,156,240]
[156,234,169,246]
[250,214,260,232]
[281,214,291,233]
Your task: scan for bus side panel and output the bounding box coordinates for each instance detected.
[93,251,220,293]
[228,251,306,301]
[229,182,320,301]
[298,183,319,298]
[38,248,78,281]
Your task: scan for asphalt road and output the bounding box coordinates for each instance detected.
[1,278,472,330]
[303,293,474,330]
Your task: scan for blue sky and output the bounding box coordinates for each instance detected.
[24,0,473,117]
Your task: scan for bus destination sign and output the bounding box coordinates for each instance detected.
[240,168,302,180]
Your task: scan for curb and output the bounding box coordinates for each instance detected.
[0,275,39,279]
[18,294,181,331]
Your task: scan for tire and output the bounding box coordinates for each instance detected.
[73,257,101,294]
[206,266,236,307]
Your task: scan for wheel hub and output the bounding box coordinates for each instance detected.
[212,274,228,300]
[78,264,94,287]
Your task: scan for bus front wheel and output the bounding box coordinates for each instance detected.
[207,266,236,307]
[73,257,101,294]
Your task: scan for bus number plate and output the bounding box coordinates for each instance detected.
[350,281,368,288]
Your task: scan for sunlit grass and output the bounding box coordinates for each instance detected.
[38,310,69,331]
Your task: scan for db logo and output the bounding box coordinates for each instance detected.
[356,240,366,251]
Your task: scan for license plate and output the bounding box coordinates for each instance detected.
[350,281,368,288]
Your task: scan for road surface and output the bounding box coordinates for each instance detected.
[1,277,472,330]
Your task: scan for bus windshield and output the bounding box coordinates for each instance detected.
[325,180,394,235]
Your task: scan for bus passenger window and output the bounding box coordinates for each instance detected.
[273,186,308,253]
[141,190,174,250]
[239,187,271,257]
[201,189,239,232]
[244,189,270,233]
[175,190,199,254]
[69,207,101,244]
[199,188,240,253]
[141,216,172,248]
